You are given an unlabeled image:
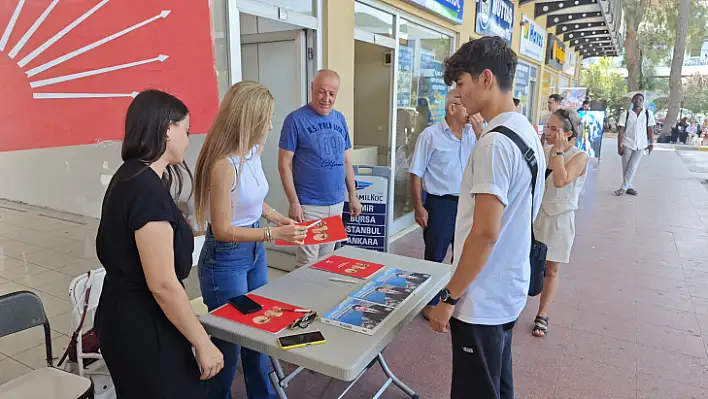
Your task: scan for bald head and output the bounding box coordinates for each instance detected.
[311,69,340,115]
[445,88,468,126]
[446,88,463,107]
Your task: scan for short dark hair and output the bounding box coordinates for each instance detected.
[513,98,520,106]
[549,94,563,103]
[443,36,517,92]
[122,89,192,199]
[632,93,644,101]
[582,100,590,105]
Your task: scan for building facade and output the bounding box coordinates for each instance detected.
[0,0,619,270]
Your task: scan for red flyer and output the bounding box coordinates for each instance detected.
[275,216,347,247]
[212,295,307,334]
[310,255,385,280]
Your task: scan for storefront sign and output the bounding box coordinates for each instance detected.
[577,111,605,159]
[563,50,577,75]
[0,1,218,152]
[545,33,566,70]
[514,62,530,116]
[343,166,391,252]
[519,15,545,62]
[475,0,514,45]
[418,50,448,124]
[397,47,414,108]
[404,0,465,24]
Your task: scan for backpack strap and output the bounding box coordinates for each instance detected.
[489,125,539,241]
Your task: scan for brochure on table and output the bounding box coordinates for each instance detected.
[310,255,385,279]
[275,216,347,247]
[212,294,304,334]
[321,268,431,335]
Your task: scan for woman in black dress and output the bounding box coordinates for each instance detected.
[95,90,223,398]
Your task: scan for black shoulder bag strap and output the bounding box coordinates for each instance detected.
[490,125,547,297]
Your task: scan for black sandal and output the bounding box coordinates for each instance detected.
[532,316,548,337]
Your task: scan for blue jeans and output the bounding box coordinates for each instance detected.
[198,224,276,399]
[423,194,458,307]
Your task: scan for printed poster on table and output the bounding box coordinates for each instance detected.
[417,50,448,125]
[519,15,545,63]
[343,174,389,252]
[577,111,605,159]
[274,216,347,247]
[310,255,385,279]
[212,295,305,334]
[475,0,514,45]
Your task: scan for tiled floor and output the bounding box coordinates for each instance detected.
[3,141,708,399]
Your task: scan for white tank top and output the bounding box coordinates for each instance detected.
[541,146,587,216]
[218,146,269,227]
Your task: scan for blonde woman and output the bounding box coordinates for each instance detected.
[532,108,589,338]
[194,81,307,399]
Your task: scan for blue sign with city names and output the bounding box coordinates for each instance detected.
[343,175,389,252]
[475,0,514,45]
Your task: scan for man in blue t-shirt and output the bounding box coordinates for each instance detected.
[279,69,362,268]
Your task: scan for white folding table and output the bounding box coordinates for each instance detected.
[200,246,451,399]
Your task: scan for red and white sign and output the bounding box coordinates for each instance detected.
[0,0,219,152]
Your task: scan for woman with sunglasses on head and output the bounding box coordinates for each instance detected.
[531,108,589,338]
[95,90,223,398]
[193,81,307,399]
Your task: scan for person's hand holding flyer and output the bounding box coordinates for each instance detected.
[275,216,348,247]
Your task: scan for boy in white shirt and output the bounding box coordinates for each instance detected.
[427,36,546,399]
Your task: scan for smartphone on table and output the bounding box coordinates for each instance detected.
[228,295,262,314]
[278,331,326,350]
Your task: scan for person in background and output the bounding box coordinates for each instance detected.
[686,120,698,144]
[531,108,589,338]
[671,117,688,144]
[279,69,362,269]
[95,90,223,398]
[541,94,563,145]
[409,88,477,320]
[193,81,307,399]
[428,36,546,399]
[701,118,708,145]
[577,100,591,112]
[615,93,656,196]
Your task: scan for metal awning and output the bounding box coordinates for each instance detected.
[519,0,622,58]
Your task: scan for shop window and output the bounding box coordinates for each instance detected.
[253,0,315,16]
[355,2,394,37]
[393,19,452,220]
[211,0,230,100]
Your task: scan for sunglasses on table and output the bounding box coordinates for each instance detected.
[287,311,318,330]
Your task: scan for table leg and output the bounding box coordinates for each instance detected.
[377,353,419,399]
[270,358,289,399]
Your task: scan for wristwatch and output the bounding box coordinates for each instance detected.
[439,288,459,305]
[553,151,565,157]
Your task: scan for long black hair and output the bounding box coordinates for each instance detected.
[122,89,193,199]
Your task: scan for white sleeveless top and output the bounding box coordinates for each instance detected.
[540,146,587,216]
[209,146,269,227]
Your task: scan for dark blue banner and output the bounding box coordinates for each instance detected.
[475,0,514,45]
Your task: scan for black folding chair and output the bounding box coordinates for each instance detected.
[0,290,94,399]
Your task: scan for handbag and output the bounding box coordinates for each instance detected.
[491,125,548,297]
[57,271,100,367]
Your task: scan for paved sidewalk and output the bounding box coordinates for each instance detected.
[232,140,708,398]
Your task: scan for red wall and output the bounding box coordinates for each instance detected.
[0,0,219,152]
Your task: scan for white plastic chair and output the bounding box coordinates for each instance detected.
[68,269,107,378]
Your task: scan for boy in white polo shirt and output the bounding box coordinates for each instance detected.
[427,36,546,399]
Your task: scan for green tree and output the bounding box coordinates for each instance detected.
[623,0,650,91]
[682,74,708,114]
[581,58,628,113]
